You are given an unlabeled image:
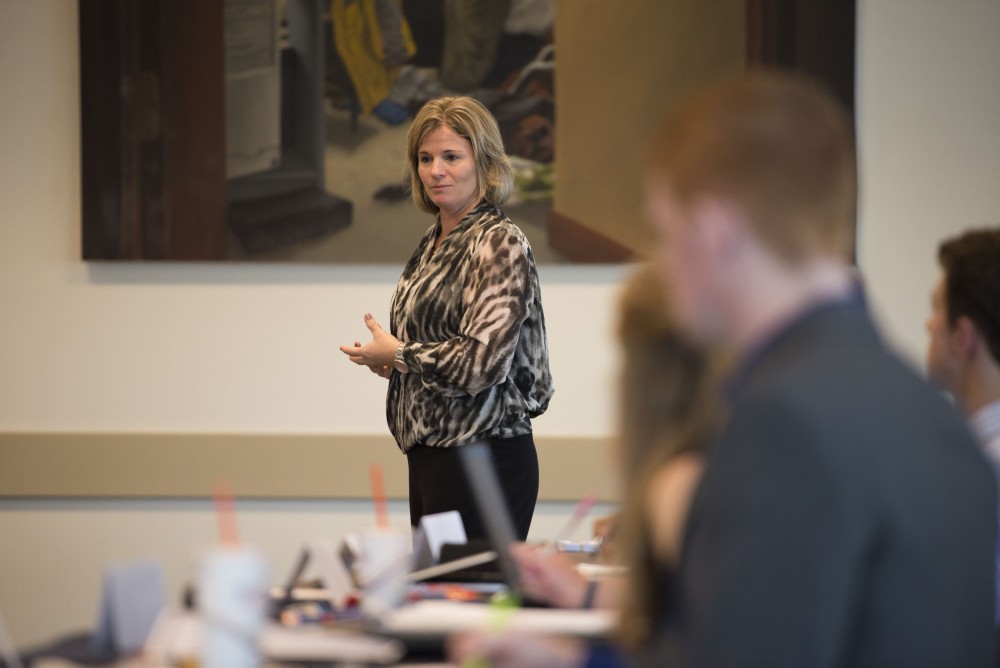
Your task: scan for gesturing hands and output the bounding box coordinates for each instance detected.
[339,313,400,379]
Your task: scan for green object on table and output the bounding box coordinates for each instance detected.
[461,590,521,668]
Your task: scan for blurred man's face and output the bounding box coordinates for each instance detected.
[925,273,960,394]
[645,179,726,344]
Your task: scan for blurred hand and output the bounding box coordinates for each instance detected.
[448,629,586,668]
[591,512,621,563]
[510,543,588,609]
[339,313,400,369]
[592,512,618,541]
[646,451,704,565]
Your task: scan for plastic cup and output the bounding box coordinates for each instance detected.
[198,546,268,668]
[356,527,411,616]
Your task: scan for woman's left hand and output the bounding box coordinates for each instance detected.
[339,313,400,368]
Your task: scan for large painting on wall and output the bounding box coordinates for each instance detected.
[79,0,854,264]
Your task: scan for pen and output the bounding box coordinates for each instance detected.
[213,479,240,547]
[370,463,389,530]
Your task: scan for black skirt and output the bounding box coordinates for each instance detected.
[406,432,538,541]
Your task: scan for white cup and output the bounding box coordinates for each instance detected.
[198,546,268,668]
[356,527,412,616]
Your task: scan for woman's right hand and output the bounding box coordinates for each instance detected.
[338,336,392,380]
[353,340,392,379]
[339,314,400,370]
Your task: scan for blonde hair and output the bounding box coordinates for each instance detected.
[405,96,514,214]
[613,264,721,650]
[647,70,857,264]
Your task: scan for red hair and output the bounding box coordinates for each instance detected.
[648,70,857,263]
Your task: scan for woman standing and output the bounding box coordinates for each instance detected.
[340,96,554,541]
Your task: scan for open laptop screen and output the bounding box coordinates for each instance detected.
[457,442,522,595]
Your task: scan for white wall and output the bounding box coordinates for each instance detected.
[0,0,624,647]
[856,0,1000,362]
[2,0,1000,650]
[0,2,623,436]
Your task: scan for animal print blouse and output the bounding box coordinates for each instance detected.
[387,202,554,452]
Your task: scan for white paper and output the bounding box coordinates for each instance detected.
[577,563,628,579]
[145,612,404,665]
[376,600,616,638]
[417,510,468,566]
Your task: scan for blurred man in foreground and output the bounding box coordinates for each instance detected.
[642,71,996,667]
[451,71,998,668]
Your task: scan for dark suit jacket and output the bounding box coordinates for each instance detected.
[650,299,997,667]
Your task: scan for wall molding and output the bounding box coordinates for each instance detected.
[0,432,618,502]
